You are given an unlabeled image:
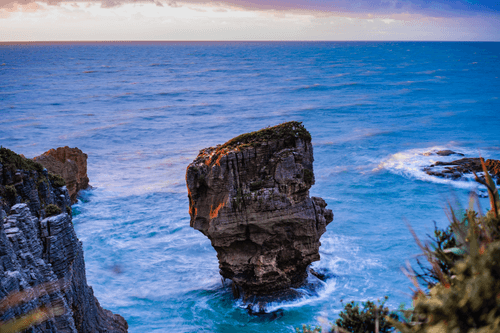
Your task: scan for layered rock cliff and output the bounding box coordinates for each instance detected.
[186,121,333,296]
[0,147,127,332]
[34,147,90,204]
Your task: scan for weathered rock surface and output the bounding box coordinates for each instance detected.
[0,147,127,332]
[423,157,500,184]
[186,121,333,296]
[34,147,90,204]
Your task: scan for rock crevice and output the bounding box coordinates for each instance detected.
[186,122,333,296]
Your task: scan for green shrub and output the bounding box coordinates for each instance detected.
[393,158,500,332]
[48,173,65,187]
[335,296,397,333]
[296,325,322,333]
[393,240,500,333]
[5,185,17,199]
[0,147,44,174]
[45,204,61,217]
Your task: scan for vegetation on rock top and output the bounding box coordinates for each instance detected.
[0,147,45,174]
[45,204,62,217]
[193,121,312,167]
[48,173,66,187]
[0,147,66,187]
[0,147,68,219]
[217,121,311,153]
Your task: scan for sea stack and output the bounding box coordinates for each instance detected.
[186,121,333,296]
[34,146,90,204]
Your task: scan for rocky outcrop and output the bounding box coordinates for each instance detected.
[34,147,90,204]
[0,147,127,332]
[186,121,333,296]
[423,157,500,184]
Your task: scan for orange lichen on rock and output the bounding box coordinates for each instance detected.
[214,154,224,166]
[189,205,198,218]
[209,202,225,219]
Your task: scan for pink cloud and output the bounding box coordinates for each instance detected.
[0,0,499,18]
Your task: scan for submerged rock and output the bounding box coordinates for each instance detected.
[435,150,464,157]
[34,147,90,204]
[422,150,464,157]
[0,147,127,332]
[424,157,500,184]
[186,121,333,296]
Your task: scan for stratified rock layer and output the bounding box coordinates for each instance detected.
[0,147,127,332]
[34,147,90,204]
[186,122,333,296]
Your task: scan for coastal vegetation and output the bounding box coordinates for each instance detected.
[319,158,500,333]
[335,297,397,333]
[0,147,45,175]
[0,147,68,220]
[391,158,500,332]
[0,146,66,190]
[45,204,62,217]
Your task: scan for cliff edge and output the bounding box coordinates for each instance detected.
[0,147,127,332]
[186,121,333,296]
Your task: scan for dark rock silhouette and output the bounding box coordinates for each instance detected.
[186,121,333,296]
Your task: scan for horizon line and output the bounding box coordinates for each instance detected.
[1,40,499,45]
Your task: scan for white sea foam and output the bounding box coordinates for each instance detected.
[236,233,382,313]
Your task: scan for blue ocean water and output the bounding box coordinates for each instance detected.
[1,41,500,332]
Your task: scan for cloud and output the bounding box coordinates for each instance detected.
[0,0,499,17]
[1,1,498,40]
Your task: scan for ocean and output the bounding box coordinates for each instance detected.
[1,41,499,332]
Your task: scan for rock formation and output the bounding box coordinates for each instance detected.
[186,121,333,296]
[34,147,90,204]
[0,147,127,332]
[423,157,500,184]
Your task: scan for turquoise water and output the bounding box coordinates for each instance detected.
[1,42,500,332]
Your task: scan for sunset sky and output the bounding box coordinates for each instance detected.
[1,0,499,41]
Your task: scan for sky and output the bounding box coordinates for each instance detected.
[0,0,499,41]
